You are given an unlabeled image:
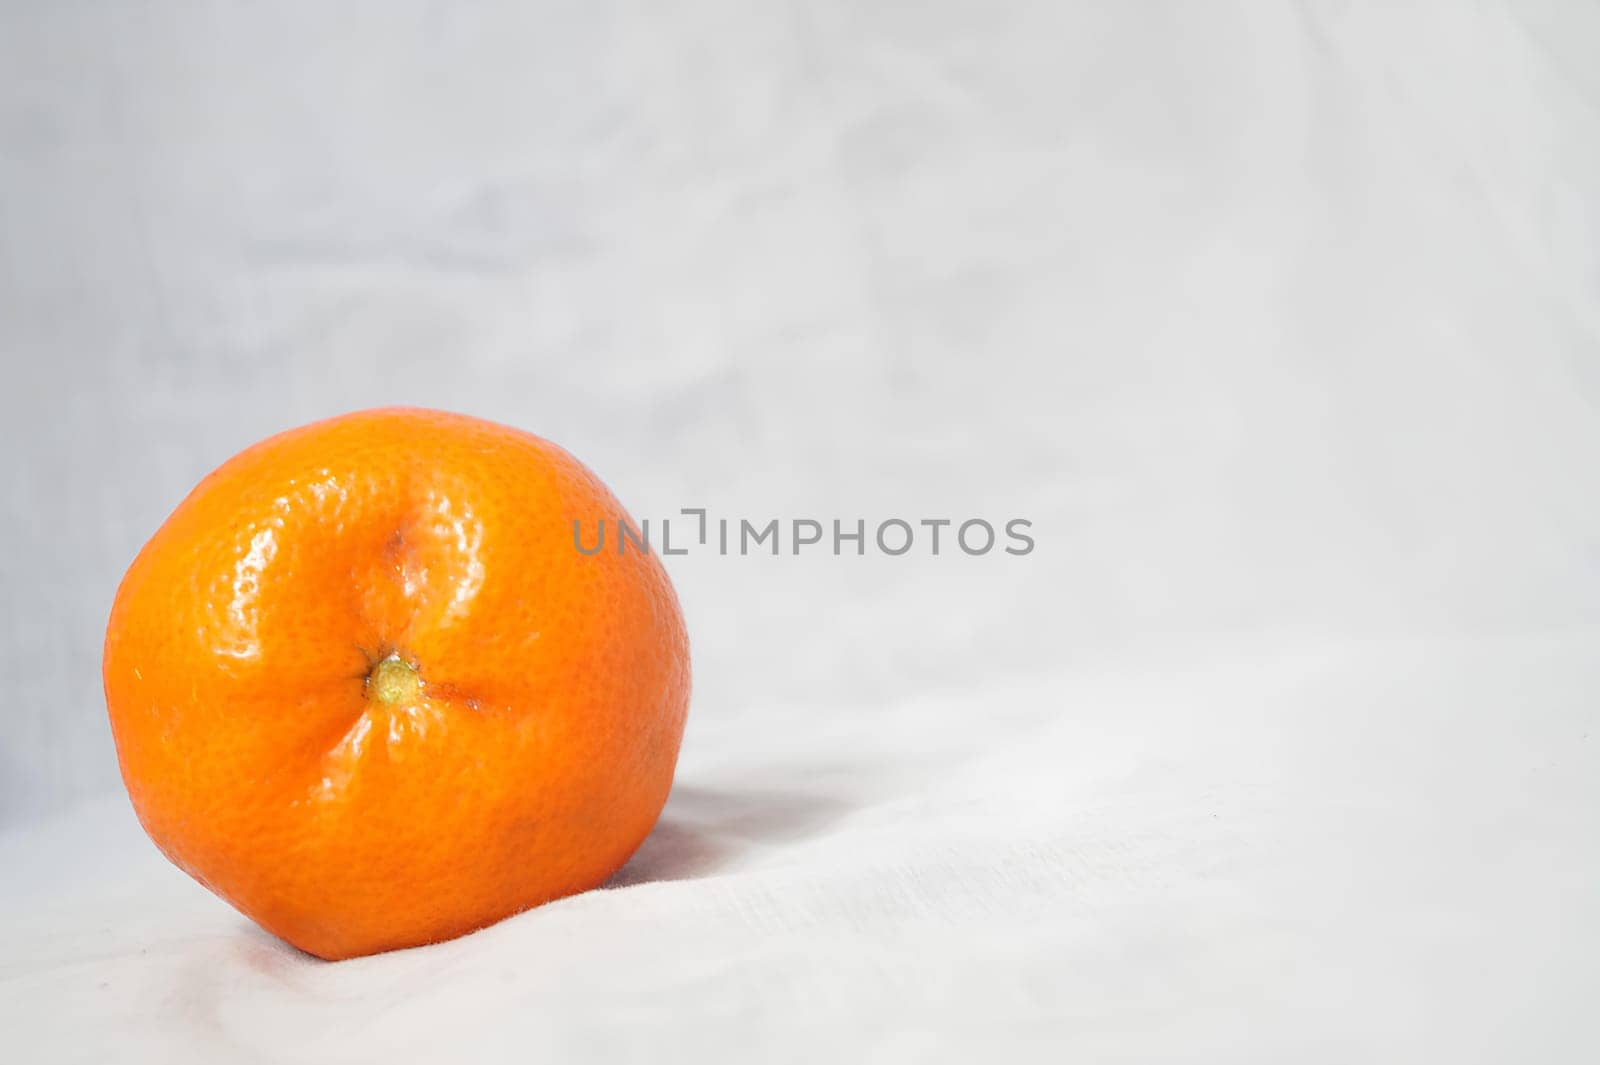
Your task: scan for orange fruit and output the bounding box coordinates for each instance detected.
[101,408,690,960]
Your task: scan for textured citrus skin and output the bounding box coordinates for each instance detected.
[102,408,690,960]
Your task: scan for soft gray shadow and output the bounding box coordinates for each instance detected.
[607,783,855,888]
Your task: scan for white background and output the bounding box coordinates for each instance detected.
[2,2,1597,1061]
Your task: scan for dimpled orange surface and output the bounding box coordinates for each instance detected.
[101,408,690,960]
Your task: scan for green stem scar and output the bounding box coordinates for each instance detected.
[368,655,421,705]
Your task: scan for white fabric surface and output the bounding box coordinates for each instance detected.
[3,1,1599,1060]
[5,634,1599,1061]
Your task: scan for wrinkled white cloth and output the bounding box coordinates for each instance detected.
[4,634,1599,1061]
[3,0,1600,1060]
